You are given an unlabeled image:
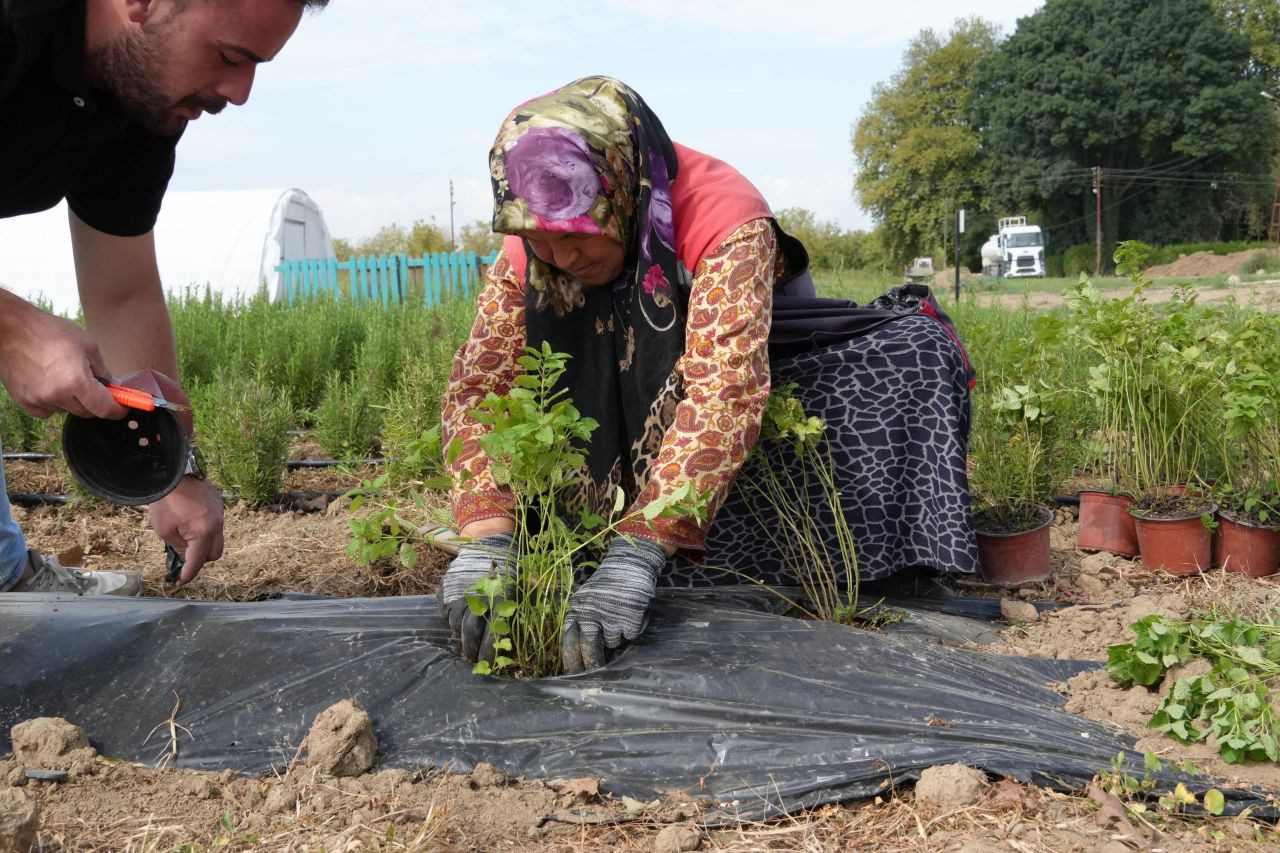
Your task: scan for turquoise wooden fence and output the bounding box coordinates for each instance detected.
[275,251,497,307]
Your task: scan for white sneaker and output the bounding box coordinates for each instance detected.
[9,550,143,596]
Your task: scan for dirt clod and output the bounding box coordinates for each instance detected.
[302,699,377,777]
[468,761,508,788]
[1000,598,1039,623]
[0,788,39,853]
[653,822,703,853]
[178,775,220,800]
[915,764,987,810]
[10,718,96,777]
[262,786,298,815]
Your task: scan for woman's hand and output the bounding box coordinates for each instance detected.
[439,532,518,662]
[561,536,669,673]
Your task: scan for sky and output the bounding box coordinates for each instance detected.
[171,0,1047,245]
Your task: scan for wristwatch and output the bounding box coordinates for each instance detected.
[183,445,207,480]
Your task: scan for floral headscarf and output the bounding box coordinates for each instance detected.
[489,76,685,517]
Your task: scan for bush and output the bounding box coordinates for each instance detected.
[313,369,381,461]
[0,392,51,453]
[1061,244,1095,278]
[381,361,448,488]
[193,371,294,506]
[1237,249,1280,277]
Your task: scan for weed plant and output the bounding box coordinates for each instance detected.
[191,369,294,506]
[1108,613,1280,764]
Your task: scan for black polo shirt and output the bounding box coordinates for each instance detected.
[1,0,182,235]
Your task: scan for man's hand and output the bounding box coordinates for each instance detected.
[0,292,125,420]
[112,369,218,583]
[148,476,225,584]
[439,532,517,662]
[561,536,668,674]
[113,367,196,435]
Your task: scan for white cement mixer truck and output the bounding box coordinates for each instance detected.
[980,216,1046,278]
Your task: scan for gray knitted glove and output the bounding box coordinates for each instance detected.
[561,536,667,673]
[438,532,516,662]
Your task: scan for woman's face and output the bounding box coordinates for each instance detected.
[520,230,625,286]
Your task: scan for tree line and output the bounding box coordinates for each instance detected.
[336,0,1279,275]
[332,218,503,261]
[855,0,1280,270]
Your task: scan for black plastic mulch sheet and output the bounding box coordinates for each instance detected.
[0,588,1273,820]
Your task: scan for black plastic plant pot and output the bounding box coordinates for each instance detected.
[61,408,188,506]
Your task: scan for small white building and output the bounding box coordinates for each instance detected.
[0,188,335,316]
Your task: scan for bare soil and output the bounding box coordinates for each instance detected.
[4,464,1280,850]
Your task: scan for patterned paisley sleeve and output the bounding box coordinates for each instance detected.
[441,249,526,529]
[617,218,776,551]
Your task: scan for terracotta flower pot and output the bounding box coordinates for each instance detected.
[976,504,1054,586]
[1217,510,1280,578]
[1077,490,1138,557]
[1130,505,1215,577]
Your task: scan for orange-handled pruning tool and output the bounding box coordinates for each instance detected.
[97,378,189,413]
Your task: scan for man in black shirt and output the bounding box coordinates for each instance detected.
[0,0,328,595]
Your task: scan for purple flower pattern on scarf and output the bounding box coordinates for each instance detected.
[641,146,675,262]
[505,126,601,222]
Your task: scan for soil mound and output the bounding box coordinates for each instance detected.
[302,699,377,778]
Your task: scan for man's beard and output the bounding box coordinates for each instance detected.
[84,26,227,135]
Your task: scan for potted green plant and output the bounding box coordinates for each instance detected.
[1210,313,1280,577]
[1106,244,1219,575]
[969,377,1071,586]
[1063,273,1150,557]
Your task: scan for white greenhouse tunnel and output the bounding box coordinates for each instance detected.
[0,188,335,317]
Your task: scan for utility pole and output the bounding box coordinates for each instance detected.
[954,208,964,302]
[1093,166,1103,276]
[449,180,457,252]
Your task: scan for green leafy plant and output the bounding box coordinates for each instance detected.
[1107,614,1280,763]
[1066,243,1226,507]
[1211,312,1280,525]
[452,343,707,678]
[733,384,861,623]
[969,312,1078,532]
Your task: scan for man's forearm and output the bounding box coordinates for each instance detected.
[84,284,178,379]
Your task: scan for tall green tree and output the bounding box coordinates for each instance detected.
[333,219,449,259]
[774,208,875,271]
[852,17,1001,266]
[970,0,1272,255]
[1211,0,1280,87]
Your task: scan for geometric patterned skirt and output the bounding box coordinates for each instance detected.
[664,313,978,587]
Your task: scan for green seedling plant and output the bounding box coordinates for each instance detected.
[1107,614,1280,764]
[455,342,707,677]
[346,425,447,569]
[733,384,862,624]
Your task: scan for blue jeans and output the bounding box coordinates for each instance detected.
[0,436,30,590]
